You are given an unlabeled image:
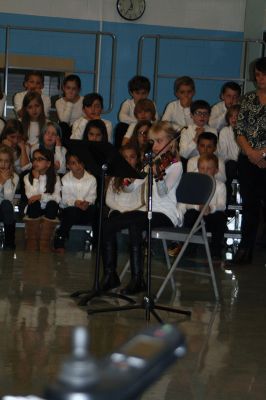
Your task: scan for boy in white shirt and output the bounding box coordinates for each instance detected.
[162,76,195,130]
[209,81,241,132]
[115,75,157,148]
[70,93,112,142]
[184,153,227,259]
[179,100,217,161]
[54,151,97,253]
[13,70,51,118]
[187,132,226,182]
[122,99,156,145]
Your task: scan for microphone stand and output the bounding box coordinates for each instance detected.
[87,131,191,322]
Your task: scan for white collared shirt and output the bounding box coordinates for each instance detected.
[60,170,97,208]
[24,173,61,208]
[179,124,217,159]
[55,96,84,126]
[0,174,19,204]
[209,101,227,132]
[14,91,51,118]
[218,126,240,162]
[70,116,113,142]
[162,99,193,130]
[106,178,144,213]
[187,155,226,182]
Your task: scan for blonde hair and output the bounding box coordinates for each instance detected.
[0,144,15,184]
[149,121,179,156]
[197,153,219,169]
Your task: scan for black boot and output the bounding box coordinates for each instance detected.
[231,246,253,265]
[120,244,146,295]
[100,241,120,291]
[4,223,16,250]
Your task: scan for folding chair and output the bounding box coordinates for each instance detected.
[152,172,219,302]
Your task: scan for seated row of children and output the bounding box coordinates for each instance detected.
[0,72,241,201]
[0,70,241,150]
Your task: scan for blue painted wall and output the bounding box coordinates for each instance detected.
[0,12,243,130]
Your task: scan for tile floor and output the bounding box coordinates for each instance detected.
[0,230,266,400]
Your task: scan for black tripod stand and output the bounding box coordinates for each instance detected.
[87,147,191,322]
[69,140,143,306]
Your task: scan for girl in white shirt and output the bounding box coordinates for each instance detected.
[55,74,83,126]
[0,145,19,249]
[21,92,47,147]
[105,143,144,215]
[82,119,108,143]
[128,120,151,162]
[31,121,67,174]
[0,119,31,175]
[54,151,97,253]
[24,148,61,252]
[13,70,51,118]
[101,121,183,295]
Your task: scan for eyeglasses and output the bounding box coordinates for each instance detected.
[194,111,209,117]
[32,157,47,162]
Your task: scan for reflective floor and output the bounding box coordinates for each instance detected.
[0,230,266,399]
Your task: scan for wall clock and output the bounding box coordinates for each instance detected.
[117,0,146,21]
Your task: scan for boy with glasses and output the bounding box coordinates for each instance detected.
[179,100,217,160]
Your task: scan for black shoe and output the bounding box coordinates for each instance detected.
[231,247,253,265]
[100,271,121,292]
[120,277,146,295]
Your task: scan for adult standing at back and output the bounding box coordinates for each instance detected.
[232,57,266,264]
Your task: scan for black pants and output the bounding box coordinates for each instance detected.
[184,209,227,256]
[225,160,238,204]
[238,153,266,248]
[27,200,59,219]
[57,205,96,238]
[103,210,173,245]
[0,200,15,224]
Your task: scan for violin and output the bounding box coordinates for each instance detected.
[154,151,179,182]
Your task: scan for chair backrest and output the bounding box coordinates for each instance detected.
[176,172,215,205]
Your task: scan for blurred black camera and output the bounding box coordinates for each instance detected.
[44,324,186,400]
